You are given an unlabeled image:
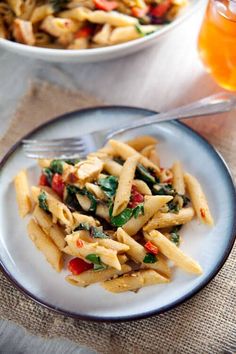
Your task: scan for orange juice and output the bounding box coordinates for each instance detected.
[198,0,236,91]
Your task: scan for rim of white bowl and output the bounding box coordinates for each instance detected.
[0,0,202,58]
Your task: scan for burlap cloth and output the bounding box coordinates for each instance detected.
[0,81,235,354]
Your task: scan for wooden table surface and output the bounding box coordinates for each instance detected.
[0,1,227,352]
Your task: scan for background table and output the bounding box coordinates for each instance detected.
[0,2,228,353]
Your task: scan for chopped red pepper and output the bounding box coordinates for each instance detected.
[75,26,93,39]
[131,6,149,18]
[150,0,171,18]
[129,185,144,208]
[144,241,159,255]
[94,0,118,11]
[68,258,93,275]
[68,172,77,183]
[51,173,65,198]
[200,208,206,218]
[76,239,84,248]
[39,173,49,187]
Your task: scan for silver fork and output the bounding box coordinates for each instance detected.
[23,92,236,159]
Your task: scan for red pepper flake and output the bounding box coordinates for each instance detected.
[76,239,84,248]
[144,241,159,255]
[200,208,206,218]
[51,173,65,199]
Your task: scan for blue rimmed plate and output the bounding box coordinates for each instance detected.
[0,106,235,322]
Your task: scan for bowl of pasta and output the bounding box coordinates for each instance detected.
[0,106,235,321]
[0,0,198,62]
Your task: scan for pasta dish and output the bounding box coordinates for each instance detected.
[14,136,213,293]
[0,0,187,49]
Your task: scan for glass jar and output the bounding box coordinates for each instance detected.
[198,0,236,91]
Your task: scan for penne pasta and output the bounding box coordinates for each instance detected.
[123,195,173,236]
[66,264,131,287]
[184,173,214,226]
[102,269,169,293]
[27,219,63,272]
[116,228,171,277]
[132,179,152,195]
[143,207,195,231]
[103,159,122,177]
[14,169,32,218]
[145,230,203,275]
[172,161,185,195]
[108,139,160,175]
[113,155,139,216]
[33,205,66,250]
[126,136,158,151]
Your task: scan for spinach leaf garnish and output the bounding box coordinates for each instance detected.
[152,183,175,196]
[65,185,81,211]
[74,223,109,239]
[50,160,64,175]
[38,191,49,212]
[85,254,107,271]
[135,164,156,184]
[49,0,69,11]
[182,195,190,207]
[42,168,53,185]
[79,188,98,212]
[110,208,133,227]
[167,200,180,214]
[132,204,144,219]
[64,159,80,166]
[170,225,182,246]
[143,253,157,263]
[98,176,118,199]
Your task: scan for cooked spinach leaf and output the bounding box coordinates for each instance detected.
[38,191,49,212]
[64,159,80,165]
[65,185,81,211]
[143,253,157,263]
[79,188,98,212]
[167,200,180,214]
[50,160,64,174]
[136,164,156,184]
[74,223,109,239]
[42,168,53,185]
[132,203,144,219]
[152,183,175,196]
[49,0,69,11]
[110,208,133,227]
[182,195,190,207]
[85,254,101,265]
[170,230,180,246]
[98,176,118,199]
[93,263,107,271]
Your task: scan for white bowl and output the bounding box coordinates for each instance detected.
[0,1,198,63]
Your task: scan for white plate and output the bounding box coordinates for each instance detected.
[0,106,235,322]
[0,0,199,63]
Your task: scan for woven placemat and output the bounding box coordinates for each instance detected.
[0,81,235,354]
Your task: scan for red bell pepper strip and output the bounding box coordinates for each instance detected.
[39,174,49,187]
[144,241,159,255]
[51,173,65,199]
[150,0,171,18]
[94,0,118,11]
[68,258,93,275]
[129,185,144,208]
[75,26,93,39]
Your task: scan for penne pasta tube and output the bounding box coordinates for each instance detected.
[123,195,173,236]
[126,136,158,151]
[85,182,107,201]
[14,169,32,218]
[72,212,98,228]
[76,194,110,221]
[27,219,63,272]
[66,232,121,270]
[184,173,214,226]
[30,4,53,24]
[88,10,138,27]
[66,264,132,287]
[102,269,169,293]
[172,161,185,194]
[113,155,139,216]
[143,207,195,231]
[108,139,160,174]
[31,186,73,226]
[145,230,203,275]
[103,159,122,177]
[97,238,129,253]
[132,179,152,195]
[33,205,66,250]
[116,228,171,277]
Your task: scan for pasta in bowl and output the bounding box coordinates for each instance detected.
[14,136,214,294]
[0,0,197,61]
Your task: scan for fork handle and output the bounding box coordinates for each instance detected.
[107,92,236,139]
